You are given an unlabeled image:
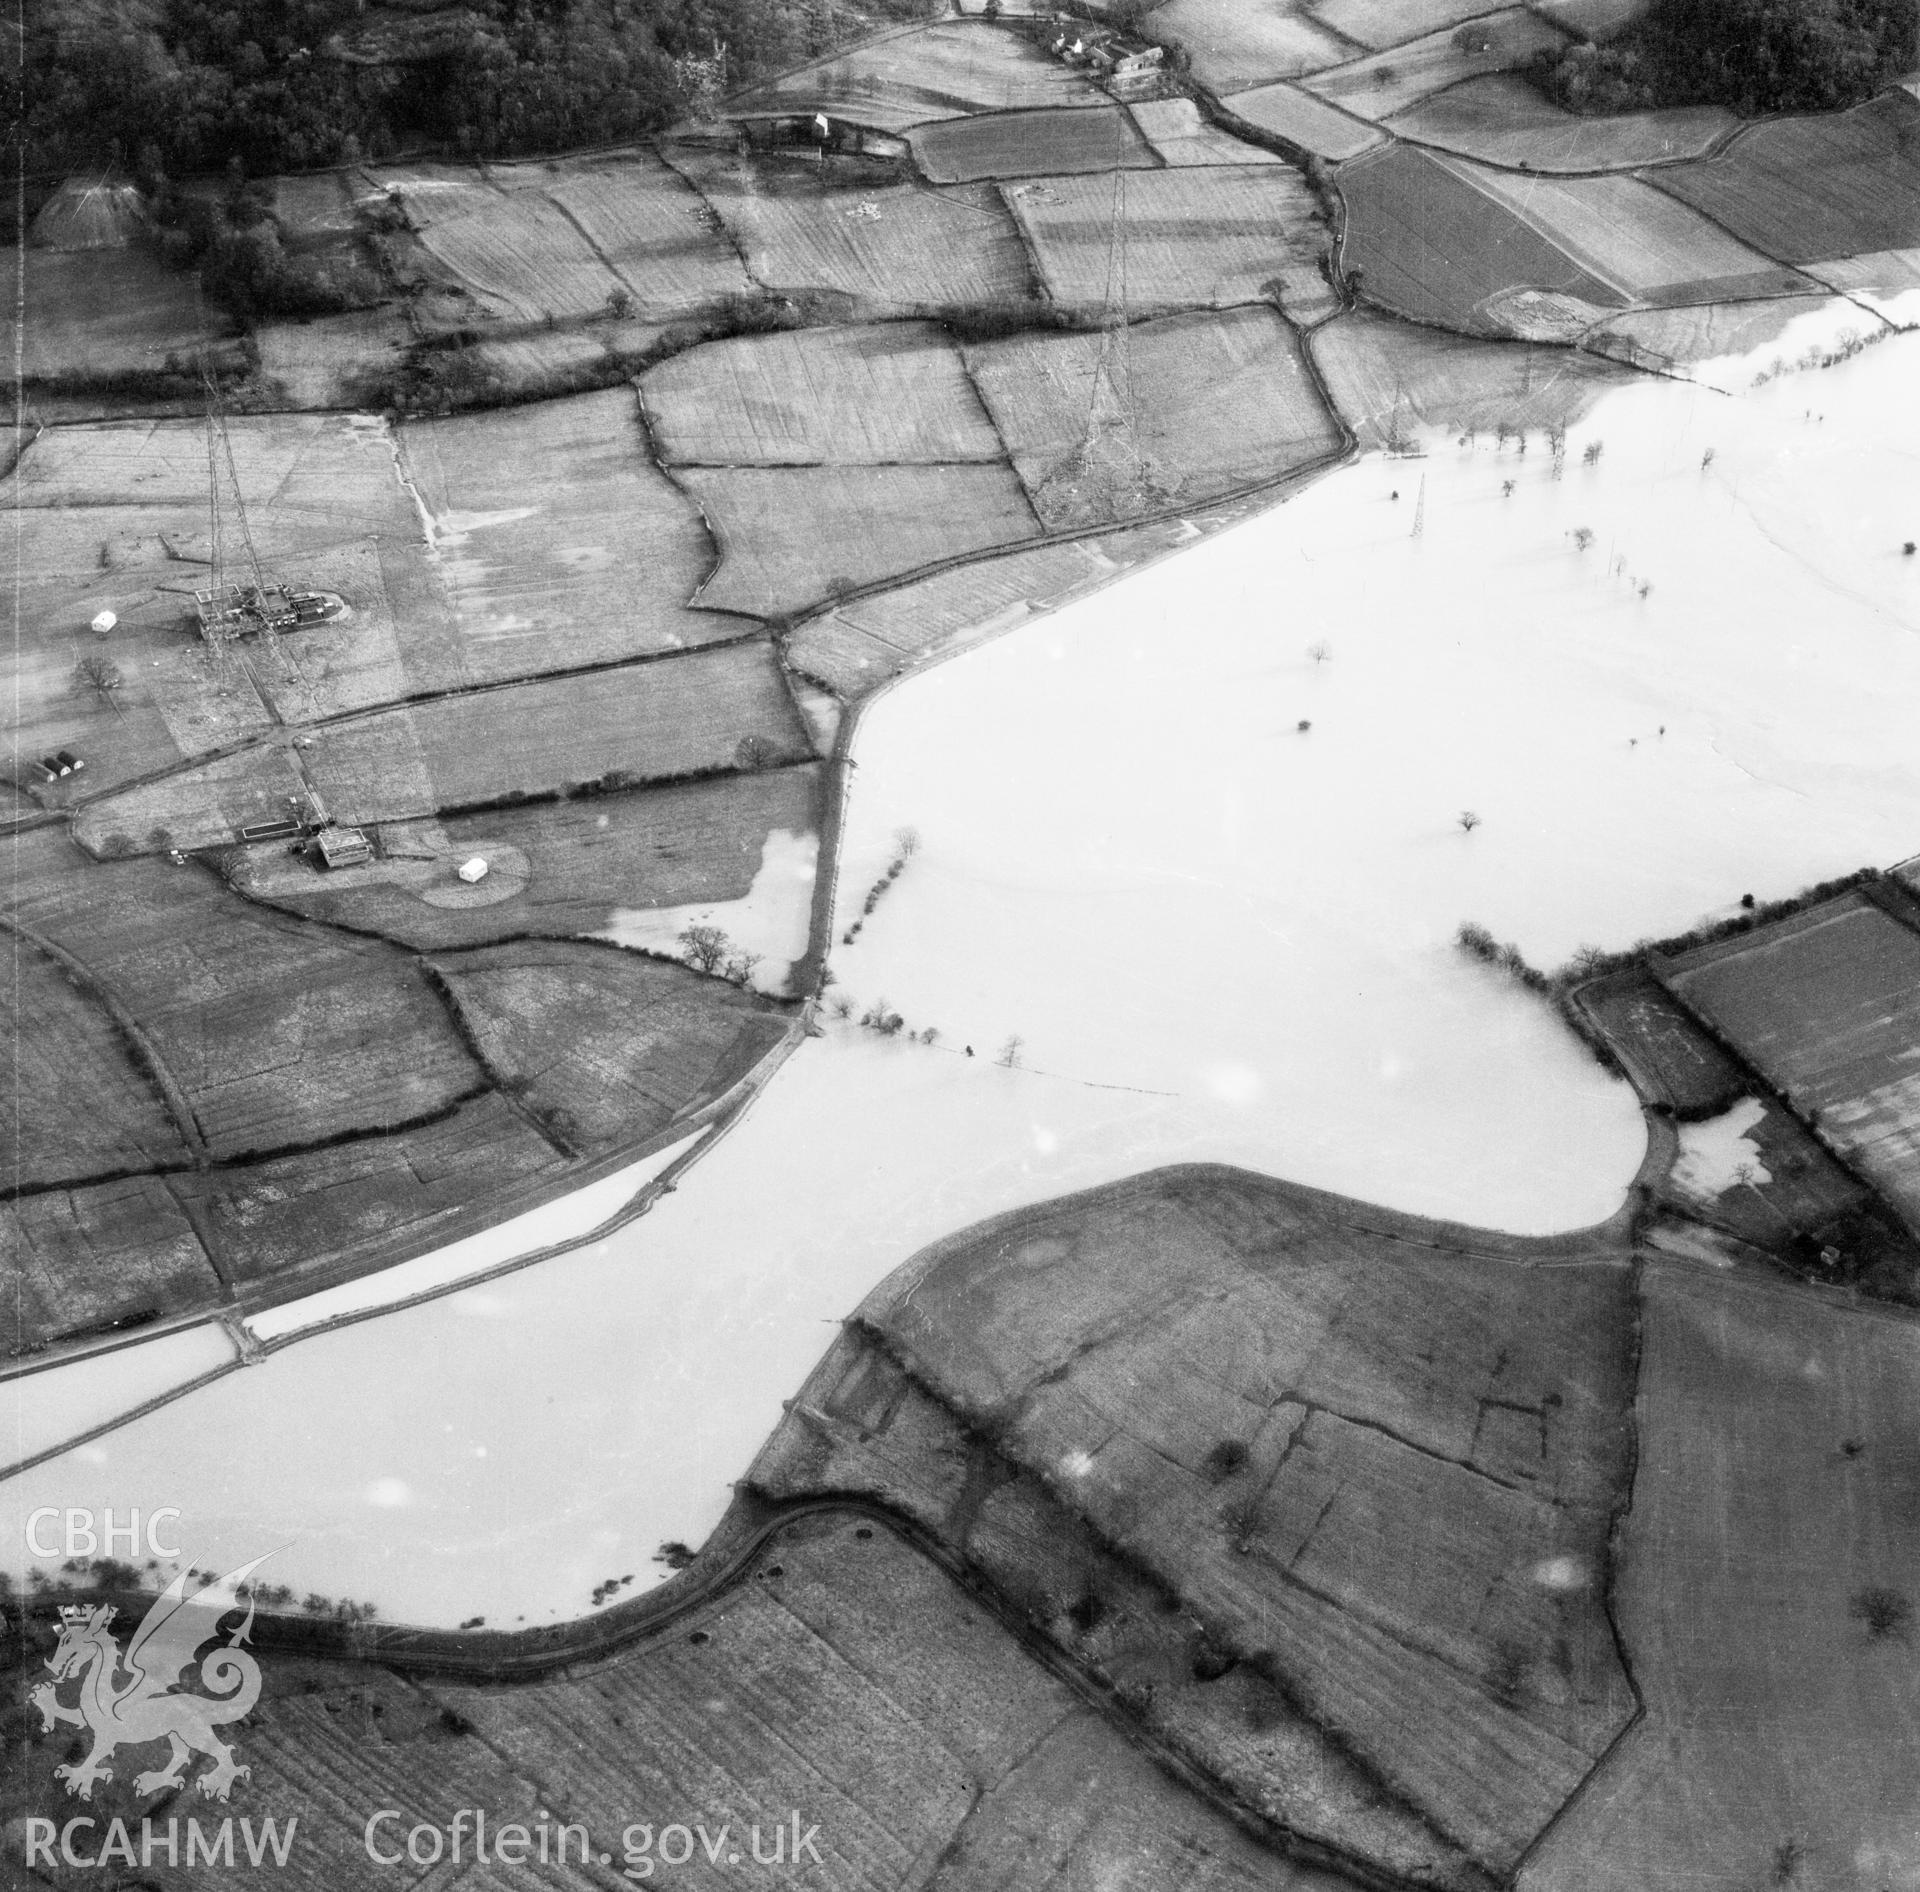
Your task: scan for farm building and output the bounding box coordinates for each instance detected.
[313,826,374,870]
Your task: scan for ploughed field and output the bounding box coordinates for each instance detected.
[8,11,1920,1375]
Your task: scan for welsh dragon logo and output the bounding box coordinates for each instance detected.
[30,1556,269,1803]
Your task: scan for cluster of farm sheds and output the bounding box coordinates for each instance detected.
[4,0,1920,1357]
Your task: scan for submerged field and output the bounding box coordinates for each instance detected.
[15,329,1920,1621]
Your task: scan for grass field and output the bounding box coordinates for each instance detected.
[1310,306,1633,446]
[5,1515,1365,1892]
[725,18,1112,128]
[862,1168,1638,1877]
[415,187,627,326]
[1649,92,1920,266]
[1453,160,1807,301]
[10,410,411,541]
[1213,80,1389,159]
[912,104,1159,183]
[1573,966,1747,1113]
[754,1339,1486,1892]
[178,1094,565,1288]
[965,306,1341,526]
[677,157,1036,312]
[2,1177,219,1356]
[1665,895,1920,1229]
[1532,0,1649,35]
[1127,97,1286,166]
[539,148,758,314]
[1801,245,1920,321]
[1142,0,1356,91]
[270,171,361,243]
[241,765,825,951]
[641,321,1003,464]
[683,463,1042,617]
[1579,292,1858,381]
[1386,73,1734,170]
[1662,1094,1874,1252]
[1009,164,1333,315]
[1526,1263,1920,1892]
[1302,9,1572,120]
[7,831,482,1166]
[1,246,228,387]
[1315,0,1512,50]
[6,509,247,803]
[789,535,1143,691]
[429,939,789,1152]
[74,747,313,858]
[253,308,414,409]
[3,941,192,1192]
[304,641,812,822]
[396,389,740,688]
[1338,144,1627,334]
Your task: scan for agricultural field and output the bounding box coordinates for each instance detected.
[240,766,826,953]
[1337,143,1627,334]
[1454,161,1808,302]
[2,942,193,1193]
[1532,0,1650,35]
[911,103,1158,182]
[409,186,628,327]
[1572,966,1747,1114]
[2,1177,220,1358]
[789,531,1166,691]
[724,18,1112,128]
[1385,72,1735,170]
[1008,164,1334,316]
[1658,1094,1876,1258]
[361,158,730,328]
[1315,0,1512,50]
[5,509,272,802]
[1649,91,1920,265]
[1127,97,1286,165]
[1800,246,1920,321]
[671,154,1036,313]
[3,1515,1358,1892]
[2,246,233,388]
[6,831,482,1166]
[253,308,414,410]
[10,408,409,537]
[856,1168,1639,1879]
[176,1095,567,1292]
[538,149,758,314]
[681,463,1043,618]
[1525,1263,1920,1892]
[752,1339,1487,1891]
[1664,895,1920,1229]
[303,642,814,823]
[1310,307,1633,447]
[1141,0,1356,92]
[1578,292,1860,380]
[396,388,742,687]
[1302,9,1573,120]
[429,940,790,1153]
[640,321,1002,464]
[73,747,313,859]
[1214,79,1390,159]
[965,306,1342,527]
[270,171,361,244]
